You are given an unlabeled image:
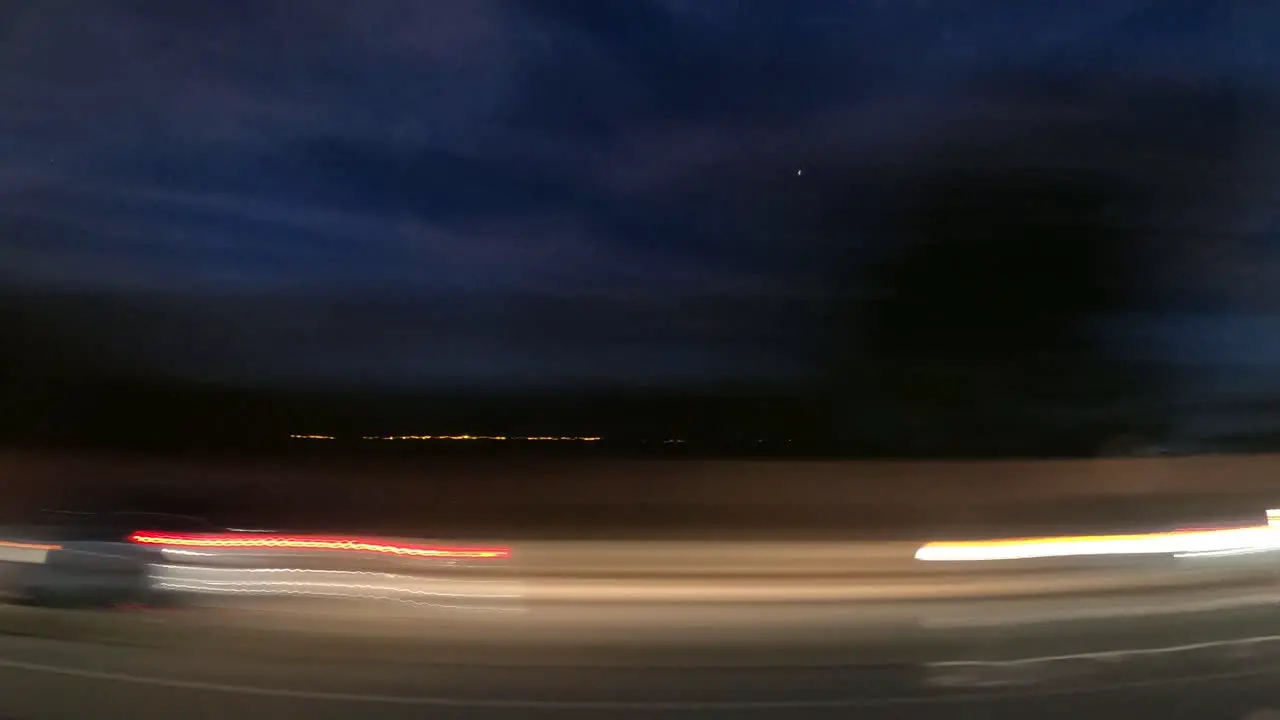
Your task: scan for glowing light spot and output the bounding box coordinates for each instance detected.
[915,525,1280,562]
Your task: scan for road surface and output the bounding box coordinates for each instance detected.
[2,620,1280,719]
[2,572,1280,720]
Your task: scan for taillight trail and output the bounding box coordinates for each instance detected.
[128,531,510,559]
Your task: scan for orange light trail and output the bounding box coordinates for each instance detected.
[128,532,510,559]
[0,539,61,552]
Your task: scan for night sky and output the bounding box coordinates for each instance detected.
[2,0,1279,396]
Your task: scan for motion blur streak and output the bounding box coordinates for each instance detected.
[927,633,1280,689]
[0,540,61,552]
[129,532,511,559]
[915,525,1280,561]
[147,565,523,610]
[151,583,521,612]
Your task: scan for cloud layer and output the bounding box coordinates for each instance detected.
[1,0,1276,387]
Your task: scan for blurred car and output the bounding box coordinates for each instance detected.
[0,509,513,610]
[1,510,225,608]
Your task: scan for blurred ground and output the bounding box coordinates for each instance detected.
[1,447,1280,718]
[5,593,1280,719]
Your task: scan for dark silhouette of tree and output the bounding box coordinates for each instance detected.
[821,74,1250,456]
[857,168,1156,454]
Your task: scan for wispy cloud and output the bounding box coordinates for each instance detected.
[1,1,1274,386]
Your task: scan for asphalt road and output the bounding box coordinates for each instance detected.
[1,630,1280,720]
[4,592,1280,720]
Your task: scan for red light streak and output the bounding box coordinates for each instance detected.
[128,531,510,559]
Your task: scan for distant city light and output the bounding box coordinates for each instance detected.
[289,434,335,440]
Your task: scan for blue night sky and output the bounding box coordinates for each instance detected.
[3,1,1280,390]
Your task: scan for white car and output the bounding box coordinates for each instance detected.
[4,510,225,609]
